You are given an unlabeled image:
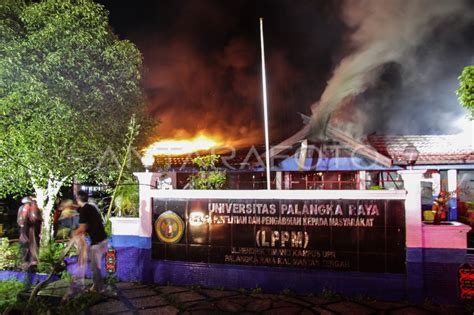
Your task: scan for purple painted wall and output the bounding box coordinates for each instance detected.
[63,244,468,304]
[0,270,59,284]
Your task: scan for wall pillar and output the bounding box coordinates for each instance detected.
[275,171,282,190]
[134,172,160,239]
[398,170,426,303]
[447,169,458,221]
[283,172,291,190]
[358,171,366,190]
[100,172,161,282]
[431,172,441,197]
[399,169,470,303]
[110,172,159,245]
[398,170,425,249]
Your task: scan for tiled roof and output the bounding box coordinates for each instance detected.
[151,134,474,169]
[367,134,474,164]
[153,146,268,170]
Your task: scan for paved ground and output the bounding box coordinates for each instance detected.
[80,283,470,315]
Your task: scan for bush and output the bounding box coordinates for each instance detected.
[0,238,21,270]
[0,238,72,274]
[188,155,226,189]
[38,242,67,274]
[114,177,139,217]
[0,278,25,311]
[368,185,384,190]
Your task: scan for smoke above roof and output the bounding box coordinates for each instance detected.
[310,0,474,139]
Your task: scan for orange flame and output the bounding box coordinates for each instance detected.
[143,134,222,157]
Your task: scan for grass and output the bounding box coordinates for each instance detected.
[104,274,119,286]
[238,288,247,294]
[251,286,262,294]
[0,278,25,312]
[24,290,105,314]
[281,288,295,296]
[189,284,201,291]
[317,288,341,300]
[352,293,375,303]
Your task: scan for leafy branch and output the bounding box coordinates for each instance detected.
[457,65,474,118]
[105,114,140,223]
[188,155,226,190]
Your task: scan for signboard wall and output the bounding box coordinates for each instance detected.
[152,198,406,273]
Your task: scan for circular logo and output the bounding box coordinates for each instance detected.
[155,211,185,244]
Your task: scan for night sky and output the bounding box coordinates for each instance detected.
[98,0,473,146]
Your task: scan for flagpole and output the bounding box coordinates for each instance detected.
[259,18,271,190]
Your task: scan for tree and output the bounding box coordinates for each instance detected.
[457,65,474,118]
[188,155,227,189]
[0,0,146,243]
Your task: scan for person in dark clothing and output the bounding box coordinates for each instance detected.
[74,190,108,292]
[17,196,42,271]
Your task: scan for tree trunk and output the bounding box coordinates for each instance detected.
[33,177,64,245]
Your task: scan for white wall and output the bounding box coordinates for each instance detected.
[109,171,470,251]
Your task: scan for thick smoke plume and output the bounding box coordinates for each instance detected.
[311,0,473,139]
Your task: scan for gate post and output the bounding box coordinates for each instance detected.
[398,170,426,302]
[398,170,426,248]
[103,172,159,282]
[134,172,159,239]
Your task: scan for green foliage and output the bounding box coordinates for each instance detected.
[368,185,384,190]
[106,115,141,221]
[104,219,112,238]
[457,65,474,117]
[0,0,150,244]
[37,241,67,273]
[0,238,21,270]
[56,227,73,240]
[113,178,139,217]
[192,155,219,169]
[60,291,104,314]
[352,293,375,303]
[0,0,145,197]
[251,286,262,294]
[60,270,73,283]
[26,289,104,314]
[281,288,294,296]
[188,155,227,189]
[189,284,201,291]
[238,287,247,294]
[0,278,25,312]
[318,288,341,300]
[104,274,119,286]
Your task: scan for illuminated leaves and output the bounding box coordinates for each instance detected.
[457,65,474,117]
[0,0,144,197]
[188,155,227,190]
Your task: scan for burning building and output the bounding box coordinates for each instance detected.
[142,113,474,223]
[102,119,473,304]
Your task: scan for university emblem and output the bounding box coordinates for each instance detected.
[155,211,185,244]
